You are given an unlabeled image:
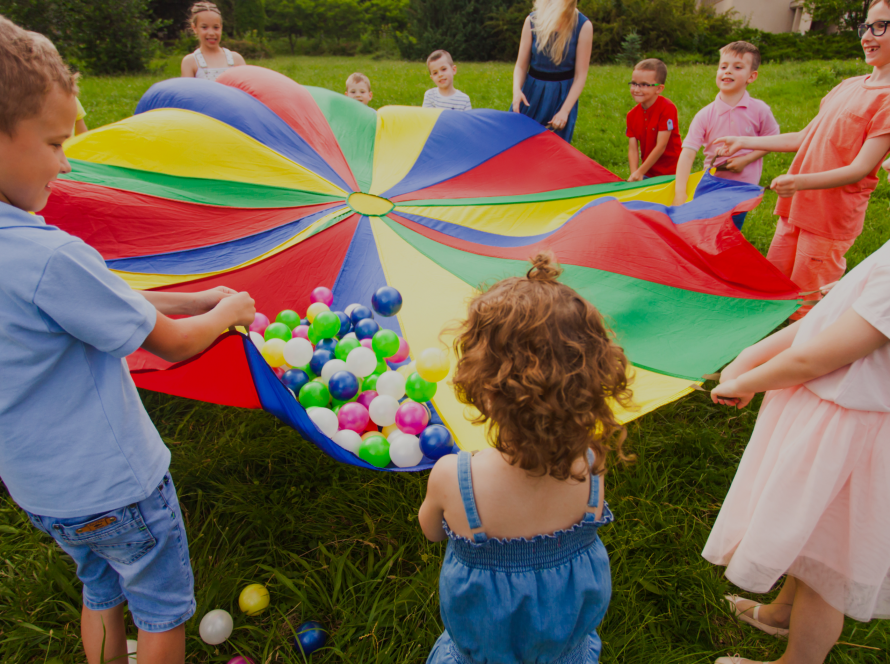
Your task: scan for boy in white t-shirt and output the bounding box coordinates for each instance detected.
[422,50,472,111]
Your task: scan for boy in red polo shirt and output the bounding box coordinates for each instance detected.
[626,58,682,181]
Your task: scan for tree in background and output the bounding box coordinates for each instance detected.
[801,0,870,32]
[397,0,513,61]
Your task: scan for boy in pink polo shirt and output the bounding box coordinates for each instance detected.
[672,41,780,228]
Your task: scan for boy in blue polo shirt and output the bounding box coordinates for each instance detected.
[0,19,256,664]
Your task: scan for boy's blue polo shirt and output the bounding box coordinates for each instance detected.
[0,202,169,518]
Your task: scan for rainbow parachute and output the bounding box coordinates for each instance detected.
[42,66,801,471]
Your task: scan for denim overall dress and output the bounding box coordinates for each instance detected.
[427,450,613,664]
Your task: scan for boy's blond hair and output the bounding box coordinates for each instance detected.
[346,72,371,90]
[720,41,761,71]
[0,17,78,136]
[634,58,667,85]
[426,50,454,68]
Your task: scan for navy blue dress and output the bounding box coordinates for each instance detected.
[515,11,589,144]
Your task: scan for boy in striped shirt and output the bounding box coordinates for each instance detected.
[423,50,472,111]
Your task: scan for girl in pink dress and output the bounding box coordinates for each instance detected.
[703,156,890,664]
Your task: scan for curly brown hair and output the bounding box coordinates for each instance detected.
[451,252,634,480]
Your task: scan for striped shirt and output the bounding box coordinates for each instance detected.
[422,88,472,111]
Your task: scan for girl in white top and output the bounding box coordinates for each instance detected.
[703,155,890,664]
[180,2,245,82]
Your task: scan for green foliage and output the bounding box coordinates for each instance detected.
[216,0,267,35]
[619,29,642,66]
[801,0,870,32]
[396,0,514,61]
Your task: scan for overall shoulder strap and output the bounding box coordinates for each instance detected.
[457,451,487,543]
[193,48,207,68]
[223,47,234,66]
[585,449,601,517]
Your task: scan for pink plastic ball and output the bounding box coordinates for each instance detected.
[293,325,310,341]
[227,657,255,664]
[249,313,270,335]
[395,401,430,435]
[356,390,378,409]
[338,402,370,433]
[310,287,334,307]
[273,367,286,378]
[360,338,374,350]
[389,337,410,363]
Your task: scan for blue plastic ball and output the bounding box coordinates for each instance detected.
[349,305,374,325]
[282,369,310,395]
[354,318,380,340]
[300,317,310,327]
[309,349,334,376]
[292,621,327,656]
[334,311,352,338]
[315,337,338,353]
[419,425,454,460]
[328,371,359,401]
[371,286,403,317]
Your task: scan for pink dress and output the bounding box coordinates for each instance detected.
[702,239,890,622]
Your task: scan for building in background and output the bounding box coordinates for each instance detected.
[699,0,813,33]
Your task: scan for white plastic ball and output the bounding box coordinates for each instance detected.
[320,359,348,386]
[307,407,338,438]
[375,371,406,400]
[368,395,400,426]
[346,346,378,378]
[341,332,357,342]
[199,609,233,645]
[333,429,362,454]
[283,337,313,367]
[387,428,406,444]
[249,331,265,351]
[389,434,423,467]
[345,303,361,317]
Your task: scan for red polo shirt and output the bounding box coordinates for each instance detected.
[626,95,683,177]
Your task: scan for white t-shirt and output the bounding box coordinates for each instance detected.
[422,88,472,111]
[796,238,890,412]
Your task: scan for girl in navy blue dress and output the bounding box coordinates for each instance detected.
[419,253,632,664]
[510,0,593,143]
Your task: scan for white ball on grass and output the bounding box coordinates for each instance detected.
[307,407,338,438]
[333,429,362,454]
[389,434,423,467]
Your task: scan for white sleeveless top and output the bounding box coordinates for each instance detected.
[193,47,234,82]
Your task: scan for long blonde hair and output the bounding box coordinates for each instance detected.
[532,0,579,67]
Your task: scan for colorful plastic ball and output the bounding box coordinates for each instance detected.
[364,417,380,433]
[405,372,437,402]
[283,338,314,368]
[299,381,330,409]
[282,369,310,395]
[360,338,374,350]
[376,371,406,400]
[309,286,334,307]
[354,318,380,340]
[419,425,454,460]
[395,401,430,435]
[276,309,300,330]
[315,337,338,354]
[359,434,391,468]
[356,390,378,409]
[389,337,410,363]
[264,322,292,343]
[296,362,316,379]
[361,430,380,440]
[361,374,379,392]
[261,338,287,367]
[312,310,341,339]
[293,325,310,341]
[292,621,327,656]
[349,305,374,325]
[250,312,270,335]
[371,329,400,359]
[371,286,403,317]
[396,364,414,380]
[381,423,399,438]
[227,657,256,664]
[309,349,334,376]
[333,429,362,454]
[416,348,450,383]
[300,317,310,327]
[238,584,270,616]
[306,301,330,323]
[374,359,388,375]
[273,367,286,379]
[337,402,369,433]
[369,395,400,426]
[328,371,360,401]
[307,324,323,345]
[320,359,348,386]
[390,434,423,467]
[199,609,233,645]
[346,346,378,378]
[334,311,352,337]
[307,407,338,437]
[334,337,361,361]
[341,331,358,342]
[249,331,265,351]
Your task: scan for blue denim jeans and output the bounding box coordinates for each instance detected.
[24,472,195,632]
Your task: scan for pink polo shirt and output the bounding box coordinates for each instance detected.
[682,91,780,186]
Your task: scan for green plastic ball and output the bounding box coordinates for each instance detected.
[332,391,360,407]
[358,434,391,468]
[374,359,387,375]
[299,381,330,408]
[275,309,300,329]
[312,310,341,339]
[362,374,379,391]
[307,325,323,345]
[371,329,400,359]
[264,322,292,342]
[296,363,316,379]
[334,337,361,361]
[405,372,437,402]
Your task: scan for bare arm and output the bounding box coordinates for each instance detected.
[627,138,640,175]
[231,51,247,66]
[418,456,457,542]
[141,286,238,317]
[671,147,697,205]
[181,53,197,77]
[722,149,769,173]
[629,130,670,181]
[511,17,533,113]
[715,118,816,157]
[713,310,888,407]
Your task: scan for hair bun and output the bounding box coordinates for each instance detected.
[526,252,563,282]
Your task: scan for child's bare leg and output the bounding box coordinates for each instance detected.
[757,575,796,628]
[776,578,843,664]
[136,625,186,664]
[82,603,128,664]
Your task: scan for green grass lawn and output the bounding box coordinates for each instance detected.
[2,57,889,663]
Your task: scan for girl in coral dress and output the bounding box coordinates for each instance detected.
[704,158,890,664]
